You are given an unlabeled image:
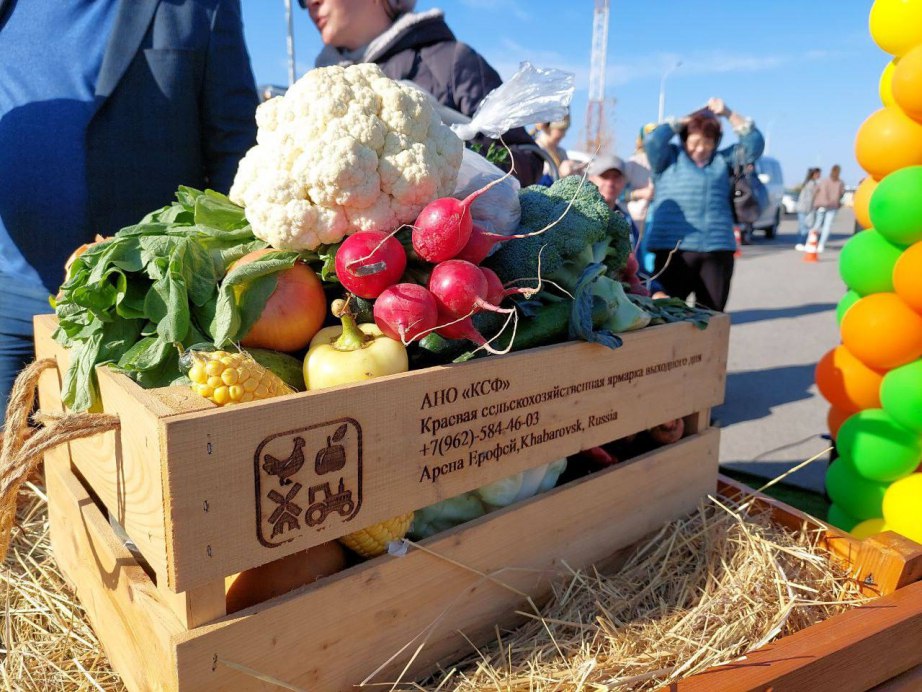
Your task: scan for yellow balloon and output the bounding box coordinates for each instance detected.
[851,517,890,539]
[870,0,922,56]
[880,58,898,106]
[882,473,922,543]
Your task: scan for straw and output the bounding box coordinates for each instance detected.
[0,481,125,690]
[0,478,862,690]
[407,493,866,691]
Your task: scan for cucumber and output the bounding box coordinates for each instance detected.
[246,348,306,391]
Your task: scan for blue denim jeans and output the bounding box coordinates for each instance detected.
[796,211,815,244]
[812,207,838,251]
[0,276,54,415]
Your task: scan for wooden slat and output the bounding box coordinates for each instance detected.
[871,663,922,691]
[45,453,182,692]
[683,409,710,435]
[718,475,922,597]
[160,316,729,590]
[670,579,922,692]
[34,315,171,581]
[168,430,720,690]
[158,581,227,630]
[147,385,217,415]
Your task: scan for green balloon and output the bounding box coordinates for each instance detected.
[826,503,860,532]
[836,290,861,325]
[838,229,904,295]
[825,457,889,520]
[836,409,922,482]
[881,360,922,433]
[869,166,922,246]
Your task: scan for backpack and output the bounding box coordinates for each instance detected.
[730,150,768,225]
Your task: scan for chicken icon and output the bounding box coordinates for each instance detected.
[262,436,306,486]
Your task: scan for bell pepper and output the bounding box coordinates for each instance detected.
[303,312,408,391]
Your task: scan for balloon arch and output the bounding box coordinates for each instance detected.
[819,0,922,542]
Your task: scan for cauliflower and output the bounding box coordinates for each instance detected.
[230,64,464,250]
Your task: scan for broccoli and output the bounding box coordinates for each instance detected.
[484,176,648,350]
[485,176,629,291]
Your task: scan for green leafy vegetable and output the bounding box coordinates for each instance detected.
[626,295,714,329]
[53,187,319,411]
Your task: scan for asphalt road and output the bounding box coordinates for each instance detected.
[713,209,858,492]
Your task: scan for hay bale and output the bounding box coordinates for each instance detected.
[0,482,125,690]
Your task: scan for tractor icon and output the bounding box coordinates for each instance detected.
[305,478,355,526]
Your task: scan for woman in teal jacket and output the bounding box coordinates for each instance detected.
[644,98,764,311]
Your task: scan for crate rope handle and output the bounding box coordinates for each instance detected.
[0,358,119,562]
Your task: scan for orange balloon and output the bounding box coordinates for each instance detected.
[815,346,885,413]
[841,293,922,370]
[894,242,922,312]
[855,107,922,179]
[893,45,922,122]
[852,177,879,229]
[828,406,853,440]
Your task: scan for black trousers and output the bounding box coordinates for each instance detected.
[652,250,735,312]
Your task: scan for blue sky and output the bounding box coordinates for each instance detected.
[241,1,885,188]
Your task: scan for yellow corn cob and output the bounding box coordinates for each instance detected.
[339,512,414,558]
[185,350,292,406]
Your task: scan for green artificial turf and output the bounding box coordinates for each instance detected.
[721,468,831,522]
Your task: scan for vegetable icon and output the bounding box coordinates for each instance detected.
[315,424,349,475]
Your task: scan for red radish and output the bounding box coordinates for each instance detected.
[480,267,506,306]
[334,231,406,299]
[412,199,472,263]
[416,167,594,265]
[411,156,518,263]
[627,276,649,296]
[373,283,438,344]
[434,308,518,355]
[576,446,619,467]
[428,259,514,318]
[436,313,486,343]
[648,418,685,446]
[624,252,640,277]
[455,224,500,264]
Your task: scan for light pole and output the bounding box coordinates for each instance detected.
[657,60,682,123]
[285,0,296,86]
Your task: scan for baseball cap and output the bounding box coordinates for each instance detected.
[587,154,626,177]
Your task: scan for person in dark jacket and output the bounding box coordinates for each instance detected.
[303,0,543,187]
[0,0,259,412]
[644,98,764,311]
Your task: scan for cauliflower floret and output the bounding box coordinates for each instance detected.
[230,63,463,250]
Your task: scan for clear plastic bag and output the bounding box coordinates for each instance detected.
[452,148,520,236]
[449,63,574,236]
[451,62,575,141]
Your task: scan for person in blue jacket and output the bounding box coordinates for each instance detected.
[644,98,764,311]
[0,0,259,412]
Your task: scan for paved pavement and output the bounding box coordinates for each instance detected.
[713,210,858,492]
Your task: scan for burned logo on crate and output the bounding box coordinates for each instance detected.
[254,418,362,547]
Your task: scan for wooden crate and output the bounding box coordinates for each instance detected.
[668,477,922,692]
[44,455,922,692]
[35,312,730,690]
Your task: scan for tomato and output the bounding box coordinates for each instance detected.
[231,249,327,352]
